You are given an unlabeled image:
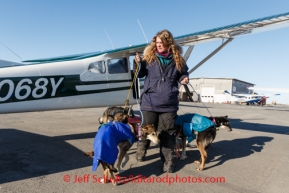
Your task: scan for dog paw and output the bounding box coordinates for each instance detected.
[111,179,118,186]
[194,160,201,164]
[196,167,204,171]
[84,151,94,157]
[100,178,109,184]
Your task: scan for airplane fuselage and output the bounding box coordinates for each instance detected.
[233,94,266,105]
[0,53,141,114]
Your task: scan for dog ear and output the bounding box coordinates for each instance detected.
[141,125,147,130]
[225,115,228,118]
[150,124,156,130]
[141,125,148,133]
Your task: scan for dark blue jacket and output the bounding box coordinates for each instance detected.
[137,59,188,112]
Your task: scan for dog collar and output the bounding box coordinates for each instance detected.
[211,118,218,129]
[212,118,216,124]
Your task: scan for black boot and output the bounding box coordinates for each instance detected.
[136,139,151,162]
[159,134,176,173]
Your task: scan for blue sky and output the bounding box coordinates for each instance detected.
[1,0,289,104]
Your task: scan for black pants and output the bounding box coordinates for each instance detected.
[136,111,177,166]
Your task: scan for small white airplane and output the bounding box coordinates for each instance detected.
[1,12,289,114]
[224,90,268,105]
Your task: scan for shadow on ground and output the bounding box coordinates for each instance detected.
[0,129,95,184]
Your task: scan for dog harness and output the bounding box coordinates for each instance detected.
[175,114,215,143]
[111,109,124,116]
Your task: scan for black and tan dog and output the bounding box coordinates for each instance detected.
[174,114,232,171]
[98,106,134,124]
[85,106,159,185]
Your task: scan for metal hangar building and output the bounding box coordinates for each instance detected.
[179,77,254,103]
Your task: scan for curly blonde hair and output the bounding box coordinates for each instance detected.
[143,29,185,72]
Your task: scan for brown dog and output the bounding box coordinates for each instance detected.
[175,115,232,171]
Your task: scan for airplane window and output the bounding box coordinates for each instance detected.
[108,58,128,74]
[88,61,106,73]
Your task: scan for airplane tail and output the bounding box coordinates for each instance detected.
[223,90,233,102]
[224,90,231,95]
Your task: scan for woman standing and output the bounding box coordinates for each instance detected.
[135,29,189,173]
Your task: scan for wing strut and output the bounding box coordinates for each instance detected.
[183,45,194,62]
[188,38,233,75]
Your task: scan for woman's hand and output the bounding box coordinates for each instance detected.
[181,77,189,84]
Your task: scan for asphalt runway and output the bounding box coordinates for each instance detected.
[1,102,289,193]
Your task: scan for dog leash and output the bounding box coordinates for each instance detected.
[138,127,142,141]
[132,57,144,141]
[182,83,216,124]
[124,60,139,108]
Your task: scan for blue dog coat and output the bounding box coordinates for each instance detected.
[175,114,215,143]
[92,122,135,171]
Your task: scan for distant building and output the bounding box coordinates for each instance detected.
[179,77,254,103]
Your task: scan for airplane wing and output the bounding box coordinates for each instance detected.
[22,44,147,63]
[174,11,289,46]
[21,11,289,64]
[1,11,289,114]
[248,87,289,93]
